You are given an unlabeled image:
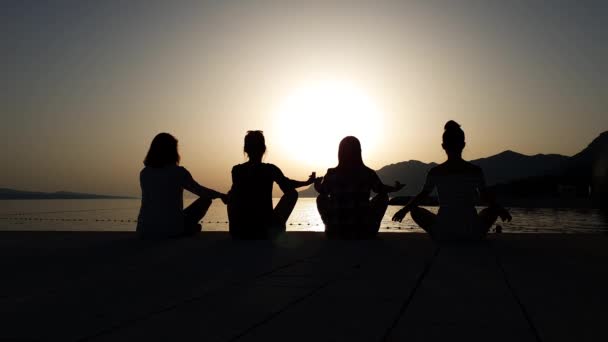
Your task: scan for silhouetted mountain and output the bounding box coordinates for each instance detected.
[471,150,568,185]
[0,188,135,200]
[300,131,607,206]
[491,131,608,207]
[565,131,608,183]
[299,150,570,197]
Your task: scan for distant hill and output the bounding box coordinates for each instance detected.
[299,131,607,204]
[299,149,569,197]
[491,131,608,206]
[0,188,136,200]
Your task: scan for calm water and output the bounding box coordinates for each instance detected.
[1,198,607,233]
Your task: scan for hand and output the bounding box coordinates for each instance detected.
[306,172,316,185]
[498,207,512,222]
[393,181,405,192]
[392,207,408,222]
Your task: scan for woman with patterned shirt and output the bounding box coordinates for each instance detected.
[315,136,404,239]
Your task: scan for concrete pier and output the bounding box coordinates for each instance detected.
[0,232,606,341]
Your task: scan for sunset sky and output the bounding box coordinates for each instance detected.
[2,1,607,196]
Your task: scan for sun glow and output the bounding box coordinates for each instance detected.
[273,81,383,169]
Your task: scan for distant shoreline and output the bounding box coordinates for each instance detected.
[0,197,138,200]
[0,188,136,200]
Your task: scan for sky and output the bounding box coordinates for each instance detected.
[1,0,607,196]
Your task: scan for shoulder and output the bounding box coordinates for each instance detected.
[364,166,381,179]
[264,163,282,174]
[324,168,337,179]
[233,162,257,174]
[463,162,483,176]
[177,165,189,174]
[427,164,443,176]
[139,167,149,181]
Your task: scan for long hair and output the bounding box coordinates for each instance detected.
[337,136,364,169]
[143,133,180,167]
[244,130,266,160]
[442,120,465,153]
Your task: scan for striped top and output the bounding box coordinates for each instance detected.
[316,166,383,225]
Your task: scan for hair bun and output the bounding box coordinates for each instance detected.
[444,120,461,131]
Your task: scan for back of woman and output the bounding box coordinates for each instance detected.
[323,166,380,224]
[392,120,512,241]
[427,161,485,237]
[316,136,401,239]
[227,131,314,239]
[229,162,277,230]
[137,165,186,236]
[136,133,224,239]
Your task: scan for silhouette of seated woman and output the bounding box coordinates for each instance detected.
[137,133,226,239]
[315,136,404,239]
[392,121,512,241]
[227,130,315,239]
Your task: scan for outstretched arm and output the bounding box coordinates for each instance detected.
[285,172,316,189]
[392,170,434,222]
[182,168,225,200]
[392,188,432,222]
[274,166,316,193]
[377,181,405,194]
[370,171,405,195]
[479,186,512,222]
[477,169,511,222]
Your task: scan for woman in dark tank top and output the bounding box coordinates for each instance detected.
[227,131,315,239]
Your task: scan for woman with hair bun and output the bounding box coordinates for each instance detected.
[227,130,316,239]
[392,121,511,240]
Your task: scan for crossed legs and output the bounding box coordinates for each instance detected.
[228,191,298,239]
[410,206,499,239]
[183,197,212,236]
[271,190,298,234]
[317,193,388,238]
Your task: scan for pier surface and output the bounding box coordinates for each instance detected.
[1,232,606,341]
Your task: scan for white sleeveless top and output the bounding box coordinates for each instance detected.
[137,165,215,237]
[423,164,486,235]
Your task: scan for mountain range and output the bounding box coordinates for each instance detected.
[0,188,135,200]
[300,131,608,202]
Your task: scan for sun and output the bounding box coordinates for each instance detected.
[273,80,383,169]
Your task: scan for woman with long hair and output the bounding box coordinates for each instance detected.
[137,133,226,239]
[392,121,512,240]
[315,136,404,239]
[227,130,315,239]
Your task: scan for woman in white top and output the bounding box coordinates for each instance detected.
[392,121,511,240]
[137,133,226,239]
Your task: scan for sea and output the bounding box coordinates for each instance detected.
[1,198,607,233]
